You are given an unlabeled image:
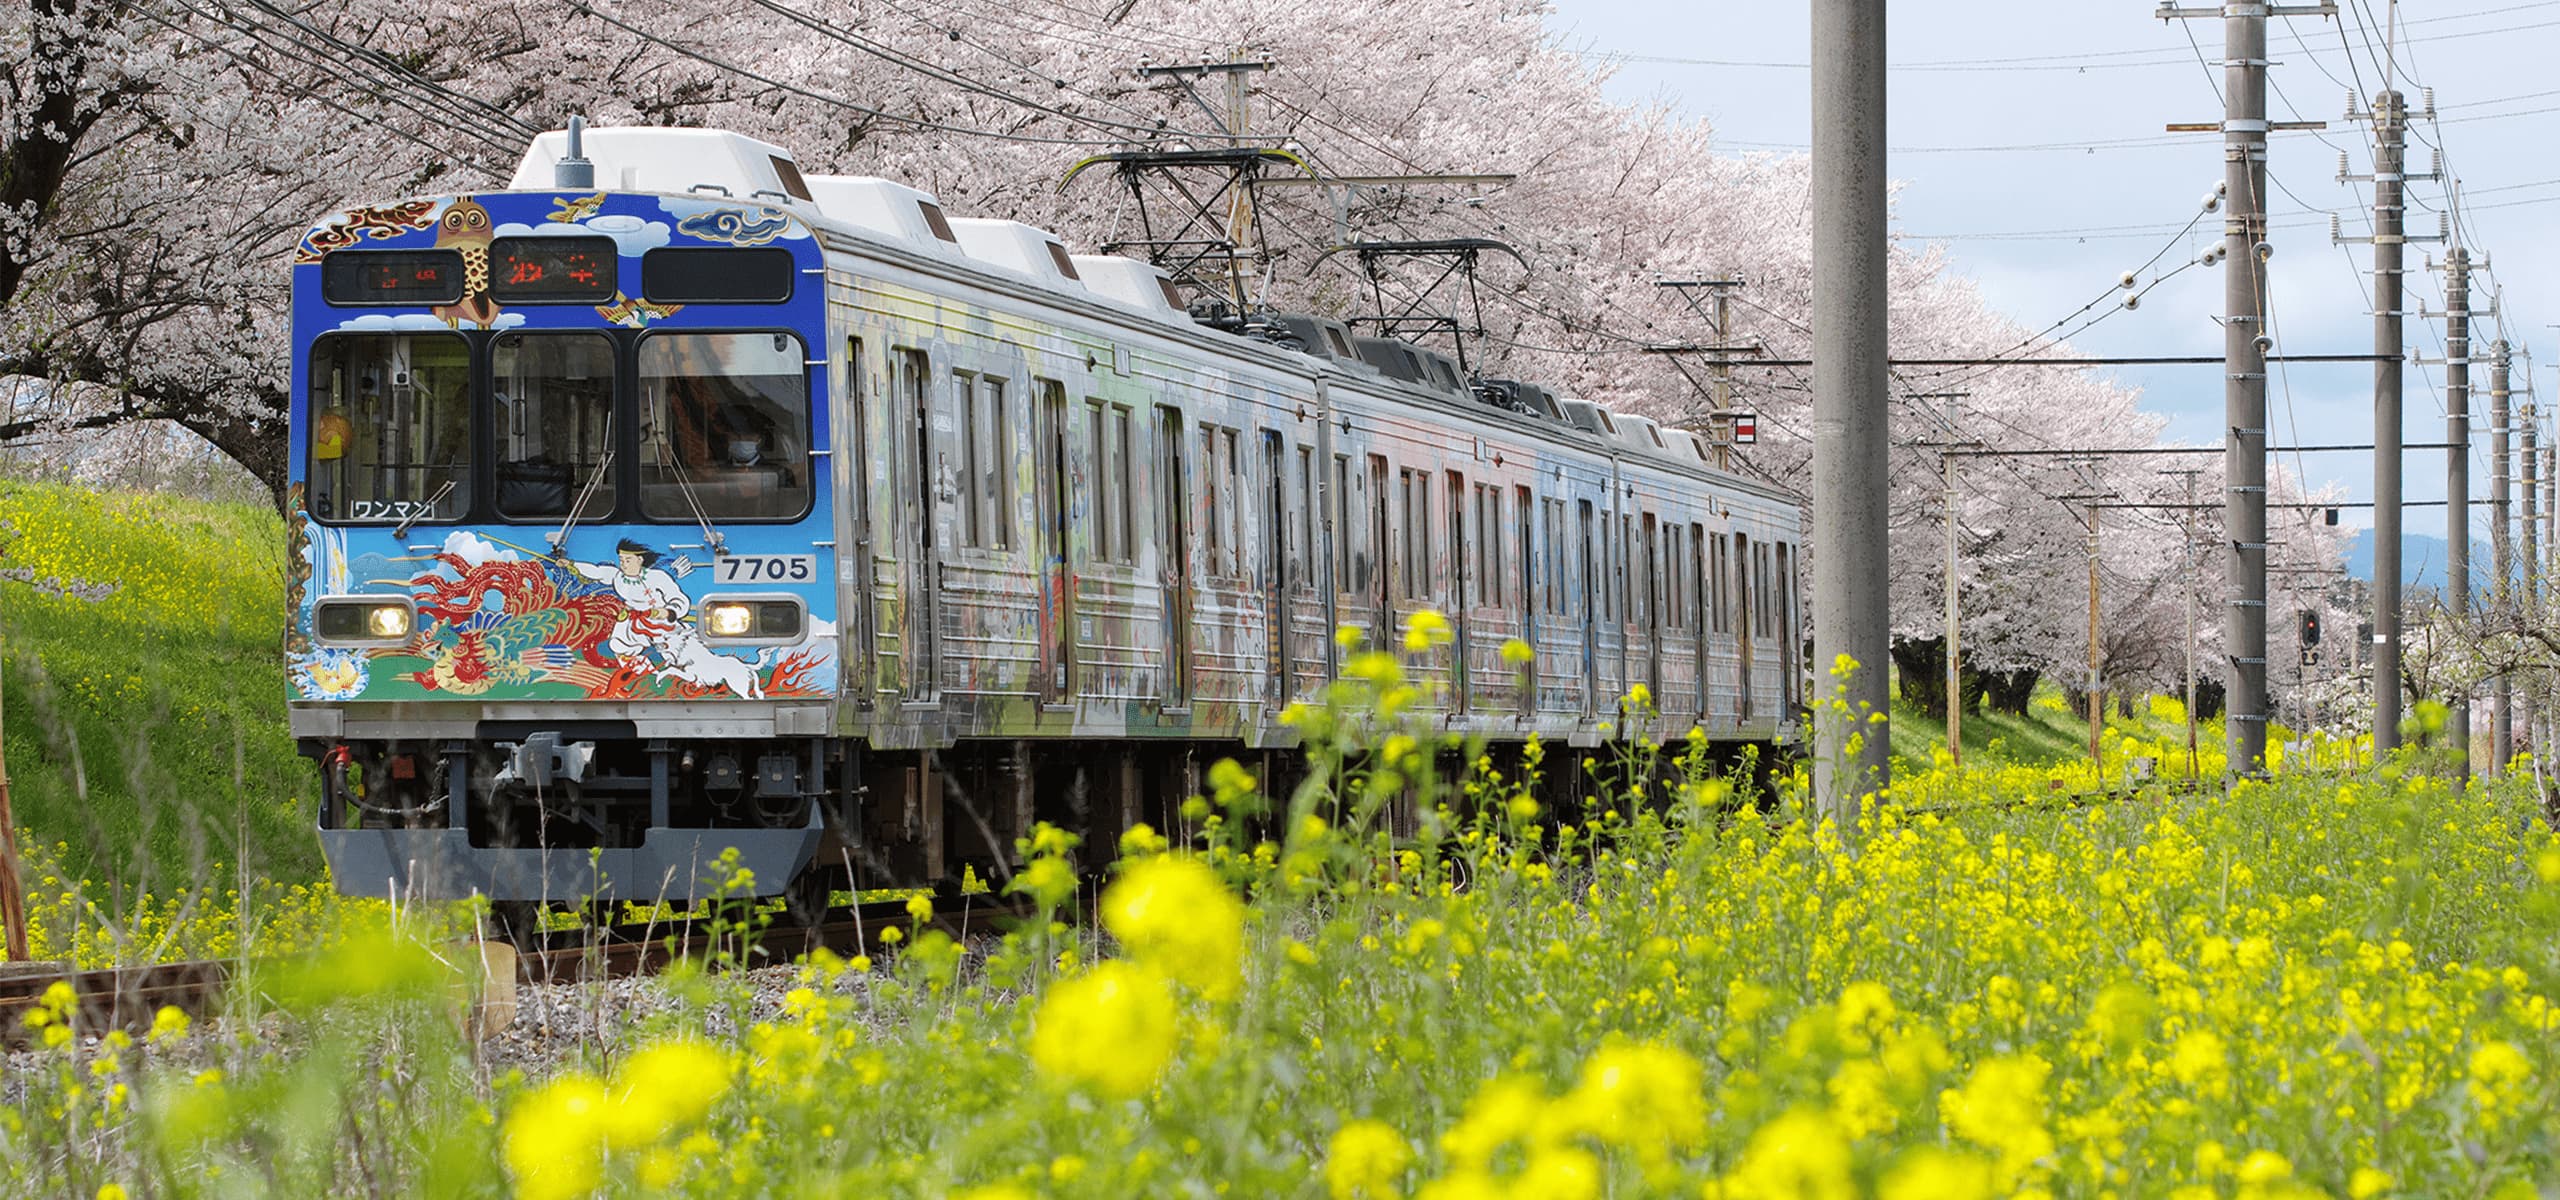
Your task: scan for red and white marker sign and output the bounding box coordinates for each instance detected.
[1730,411,1757,444]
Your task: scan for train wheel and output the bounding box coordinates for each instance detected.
[488,900,548,946]
[777,868,833,927]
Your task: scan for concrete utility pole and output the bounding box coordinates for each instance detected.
[2446,247,2474,775]
[1810,0,1890,820]
[2338,88,2427,753]
[2163,0,2334,776]
[2491,339,2513,769]
[2523,396,2539,756]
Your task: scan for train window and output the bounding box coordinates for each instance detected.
[1660,522,1678,631]
[1333,454,1355,595]
[637,331,812,521]
[1542,499,1564,616]
[1366,455,1390,606]
[954,372,985,548]
[492,332,618,520]
[1447,471,1467,607]
[640,247,795,304]
[1397,468,1424,600]
[1295,445,1316,592]
[1473,484,1501,608]
[1200,427,1223,573]
[320,249,466,305]
[488,236,617,303]
[983,376,1013,551]
[1577,500,1597,625]
[1222,428,1244,577]
[306,333,471,525]
[1515,486,1534,618]
[1710,535,1729,635]
[1113,406,1135,558]
[1086,402,1111,561]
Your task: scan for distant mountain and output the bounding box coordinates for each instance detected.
[2343,527,2492,593]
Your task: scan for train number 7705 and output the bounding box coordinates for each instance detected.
[714,554,816,583]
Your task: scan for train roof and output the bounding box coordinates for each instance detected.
[502,126,1768,488]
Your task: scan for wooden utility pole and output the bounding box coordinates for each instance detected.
[0,627,28,962]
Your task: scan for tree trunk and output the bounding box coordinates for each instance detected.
[1889,636,1948,720]
[1983,668,2039,715]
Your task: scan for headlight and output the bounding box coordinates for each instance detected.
[701,598,804,641]
[367,605,412,639]
[705,602,755,637]
[315,599,417,643]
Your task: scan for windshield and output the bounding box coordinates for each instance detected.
[493,332,617,520]
[306,333,470,524]
[638,331,812,521]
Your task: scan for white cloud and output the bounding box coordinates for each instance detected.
[336,313,451,331]
[442,531,519,566]
[495,214,671,257]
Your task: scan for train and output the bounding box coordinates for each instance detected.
[284,123,1805,927]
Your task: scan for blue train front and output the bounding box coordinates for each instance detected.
[286,154,837,913]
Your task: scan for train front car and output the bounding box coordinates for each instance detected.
[286,133,836,920]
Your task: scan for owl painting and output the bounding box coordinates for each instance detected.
[430,196,505,328]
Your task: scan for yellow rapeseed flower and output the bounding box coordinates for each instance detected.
[1029,961,1180,1098]
[502,1072,609,1200]
[604,1039,734,1148]
[1323,1119,1411,1200]
[1103,856,1245,1000]
[1557,1040,1707,1161]
[1714,1108,1855,1200]
[1879,1147,1994,1200]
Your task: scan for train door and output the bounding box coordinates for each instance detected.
[898,348,939,703]
[1261,429,1286,705]
[837,334,876,708]
[1733,531,1754,720]
[1447,469,1469,710]
[1517,485,1537,717]
[1777,541,1800,715]
[1037,380,1073,704]
[1642,513,1662,706]
[1691,523,1709,719]
[1577,498,1598,715]
[1368,454,1392,639]
[1157,406,1191,709]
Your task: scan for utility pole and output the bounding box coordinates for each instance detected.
[2446,246,2474,775]
[1811,0,1890,820]
[2339,86,2436,754]
[2163,467,2206,778]
[1652,279,1763,470]
[2508,396,2529,757]
[0,628,25,961]
[2491,338,2513,769]
[2088,505,2104,768]
[2162,0,2334,779]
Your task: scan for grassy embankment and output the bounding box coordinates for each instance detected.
[0,481,319,955]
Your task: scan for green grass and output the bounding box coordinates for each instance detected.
[0,481,316,902]
[1886,684,2212,772]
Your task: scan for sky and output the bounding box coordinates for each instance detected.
[1542,0,2560,542]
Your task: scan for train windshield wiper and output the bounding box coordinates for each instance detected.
[651,426,728,557]
[549,413,615,554]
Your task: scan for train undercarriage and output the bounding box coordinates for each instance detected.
[304,728,1787,936]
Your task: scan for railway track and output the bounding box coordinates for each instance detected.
[0,893,1036,1043]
